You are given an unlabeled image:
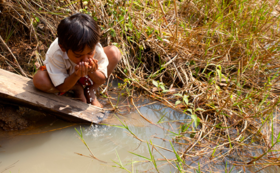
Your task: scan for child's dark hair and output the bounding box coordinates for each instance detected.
[57,13,100,52]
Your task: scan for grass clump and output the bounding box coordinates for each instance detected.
[1,0,280,172]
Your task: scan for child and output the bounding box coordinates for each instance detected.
[33,13,121,108]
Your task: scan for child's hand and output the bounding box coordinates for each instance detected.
[75,61,89,77]
[88,58,98,73]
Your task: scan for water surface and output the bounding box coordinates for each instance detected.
[0,81,279,173]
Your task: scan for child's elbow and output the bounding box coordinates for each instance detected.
[57,88,68,93]
[98,78,107,85]
[55,85,68,93]
[59,89,68,93]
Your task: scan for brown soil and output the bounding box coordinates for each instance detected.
[0,103,46,131]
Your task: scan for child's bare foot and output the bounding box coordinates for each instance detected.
[84,86,103,108]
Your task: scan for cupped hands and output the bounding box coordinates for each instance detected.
[74,58,98,77]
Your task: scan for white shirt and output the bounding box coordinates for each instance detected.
[44,38,109,87]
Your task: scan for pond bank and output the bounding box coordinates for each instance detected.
[0,103,47,131]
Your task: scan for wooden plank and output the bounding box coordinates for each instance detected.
[0,69,108,123]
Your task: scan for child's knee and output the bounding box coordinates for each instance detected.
[106,46,121,63]
[33,71,44,89]
[33,71,56,92]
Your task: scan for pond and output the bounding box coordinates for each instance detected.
[0,80,279,173]
[0,100,185,172]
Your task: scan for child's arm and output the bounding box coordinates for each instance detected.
[56,62,89,92]
[88,58,106,85]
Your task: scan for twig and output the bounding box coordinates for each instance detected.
[1,160,19,173]
[0,34,27,77]
[156,0,175,38]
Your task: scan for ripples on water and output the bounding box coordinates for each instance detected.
[0,96,182,172]
[0,80,279,173]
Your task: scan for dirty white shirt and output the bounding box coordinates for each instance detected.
[43,38,109,87]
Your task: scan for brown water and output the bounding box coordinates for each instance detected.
[0,80,279,173]
[0,98,186,172]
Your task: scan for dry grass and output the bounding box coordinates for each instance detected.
[1,0,280,172]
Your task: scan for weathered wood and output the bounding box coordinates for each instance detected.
[0,69,108,123]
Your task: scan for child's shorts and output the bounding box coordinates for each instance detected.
[78,76,94,87]
[39,65,47,71]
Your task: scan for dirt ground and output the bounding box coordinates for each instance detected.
[0,103,46,131]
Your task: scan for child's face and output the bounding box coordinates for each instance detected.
[66,45,96,64]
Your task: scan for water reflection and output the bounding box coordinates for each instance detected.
[0,99,180,172]
[0,80,279,173]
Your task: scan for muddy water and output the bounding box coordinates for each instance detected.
[0,97,188,172]
[0,80,279,172]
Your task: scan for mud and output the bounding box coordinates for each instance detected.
[0,103,46,131]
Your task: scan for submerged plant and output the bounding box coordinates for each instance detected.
[75,127,106,163]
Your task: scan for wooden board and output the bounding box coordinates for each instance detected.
[0,69,108,123]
